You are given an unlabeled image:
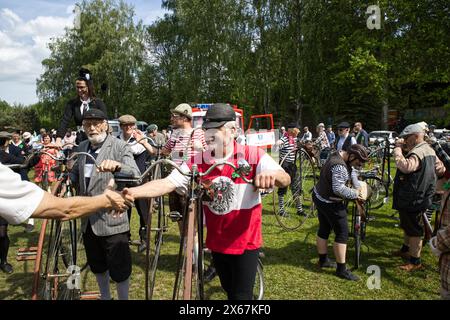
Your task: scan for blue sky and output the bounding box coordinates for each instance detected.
[0,0,167,106]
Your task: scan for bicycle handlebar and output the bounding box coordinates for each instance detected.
[198,161,253,184]
[39,150,100,169]
[127,136,164,149]
[113,158,254,189]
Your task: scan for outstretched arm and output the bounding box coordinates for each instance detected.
[33,190,131,220]
[122,177,177,201]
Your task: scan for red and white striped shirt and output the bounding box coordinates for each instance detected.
[163,128,207,165]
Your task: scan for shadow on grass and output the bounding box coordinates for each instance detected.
[130,251,179,274]
[0,272,34,300]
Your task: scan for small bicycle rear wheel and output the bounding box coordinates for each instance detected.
[363,176,388,210]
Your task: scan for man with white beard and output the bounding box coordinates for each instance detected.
[69,108,140,300]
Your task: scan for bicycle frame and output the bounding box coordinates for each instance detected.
[31,149,97,300]
[349,200,369,269]
[380,137,392,193]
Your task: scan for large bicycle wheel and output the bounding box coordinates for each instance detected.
[173,199,203,300]
[145,163,168,300]
[363,176,388,210]
[253,260,264,300]
[273,149,316,231]
[31,218,49,300]
[32,181,83,300]
[32,179,59,300]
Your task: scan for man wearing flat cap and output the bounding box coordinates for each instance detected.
[335,122,356,152]
[391,122,445,271]
[69,108,140,299]
[146,124,166,146]
[117,114,150,252]
[136,103,207,235]
[122,103,291,300]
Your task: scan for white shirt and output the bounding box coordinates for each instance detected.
[0,163,45,224]
[301,131,312,142]
[336,134,356,151]
[120,133,146,155]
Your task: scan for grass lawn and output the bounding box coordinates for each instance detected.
[0,192,442,300]
[0,158,442,300]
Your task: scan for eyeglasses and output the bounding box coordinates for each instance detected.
[120,123,135,128]
[82,120,105,128]
[171,113,182,119]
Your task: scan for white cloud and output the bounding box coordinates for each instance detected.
[0,2,168,105]
[0,7,74,104]
[142,9,167,25]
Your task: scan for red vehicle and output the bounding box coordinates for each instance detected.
[245,114,276,149]
[191,104,275,149]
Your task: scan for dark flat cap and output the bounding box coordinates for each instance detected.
[337,122,350,128]
[203,103,236,129]
[82,108,107,120]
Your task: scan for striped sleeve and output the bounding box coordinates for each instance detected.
[432,141,450,171]
[279,136,295,163]
[331,164,358,200]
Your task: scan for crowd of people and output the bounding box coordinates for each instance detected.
[1,67,449,300]
[275,119,449,298]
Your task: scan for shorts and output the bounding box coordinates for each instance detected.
[398,210,424,237]
[83,223,132,282]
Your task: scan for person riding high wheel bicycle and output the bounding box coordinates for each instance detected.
[55,68,107,147]
[123,103,291,299]
[138,103,207,236]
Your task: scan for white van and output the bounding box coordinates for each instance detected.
[108,120,122,137]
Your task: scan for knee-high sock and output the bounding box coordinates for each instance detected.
[116,277,130,300]
[95,271,111,300]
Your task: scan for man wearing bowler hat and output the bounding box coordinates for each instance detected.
[335,122,356,152]
[69,108,140,299]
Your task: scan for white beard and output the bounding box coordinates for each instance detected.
[87,132,107,145]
